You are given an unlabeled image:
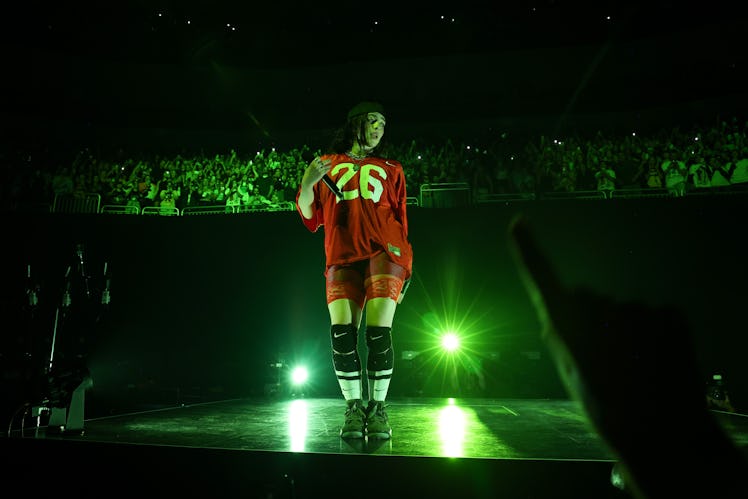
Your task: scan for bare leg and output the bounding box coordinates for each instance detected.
[328,298,363,329]
[365,297,397,327]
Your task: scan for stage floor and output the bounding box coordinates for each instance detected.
[3,397,747,498]
[12,397,622,458]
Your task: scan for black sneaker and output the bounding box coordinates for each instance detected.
[366,401,392,439]
[340,399,366,438]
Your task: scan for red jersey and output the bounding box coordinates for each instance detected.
[296,153,413,277]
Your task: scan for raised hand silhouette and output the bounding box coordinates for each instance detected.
[508,214,747,499]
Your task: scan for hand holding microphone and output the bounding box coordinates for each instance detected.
[321,174,343,199]
[308,157,342,199]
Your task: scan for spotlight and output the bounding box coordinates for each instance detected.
[441,333,460,352]
[291,366,309,385]
[289,366,309,398]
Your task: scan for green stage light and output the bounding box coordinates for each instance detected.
[291,366,309,385]
[441,332,460,352]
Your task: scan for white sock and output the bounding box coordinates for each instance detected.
[368,368,393,402]
[336,371,362,400]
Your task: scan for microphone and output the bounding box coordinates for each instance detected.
[321,175,343,199]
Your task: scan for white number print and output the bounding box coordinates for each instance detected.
[331,163,387,202]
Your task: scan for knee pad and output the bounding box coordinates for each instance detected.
[331,324,360,373]
[365,326,393,371]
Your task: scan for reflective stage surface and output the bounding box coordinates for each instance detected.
[3,397,747,498]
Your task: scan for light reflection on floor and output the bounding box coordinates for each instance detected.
[19,396,747,464]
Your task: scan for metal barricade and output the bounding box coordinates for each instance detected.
[182,205,230,216]
[475,192,536,204]
[141,206,180,216]
[51,193,101,214]
[236,203,296,213]
[419,182,472,208]
[611,188,669,199]
[100,204,140,215]
[541,190,605,200]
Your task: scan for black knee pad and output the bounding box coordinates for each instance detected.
[365,326,393,371]
[331,324,357,353]
[331,324,360,372]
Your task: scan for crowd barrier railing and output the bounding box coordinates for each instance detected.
[475,192,537,203]
[419,182,472,208]
[141,206,180,216]
[48,182,748,217]
[610,187,669,199]
[541,189,606,200]
[52,193,101,214]
[236,202,296,213]
[100,204,140,215]
[182,205,230,215]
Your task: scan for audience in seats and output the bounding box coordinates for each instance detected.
[661,150,688,197]
[595,160,617,198]
[688,155,712,189]
[1,115,746,213]
[225,190,242,213]
[728,150,748,185]
[711,164,733,187]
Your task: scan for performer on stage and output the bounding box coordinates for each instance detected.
[296,101,413,439]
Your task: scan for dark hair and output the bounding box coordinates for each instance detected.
[327,113,389,157]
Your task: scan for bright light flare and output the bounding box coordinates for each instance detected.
[441,333,460,352]
[291,366,308,385]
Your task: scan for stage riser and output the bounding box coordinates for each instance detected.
[2,437,620,498]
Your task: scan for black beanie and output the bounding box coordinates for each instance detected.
[347,101,385,121]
